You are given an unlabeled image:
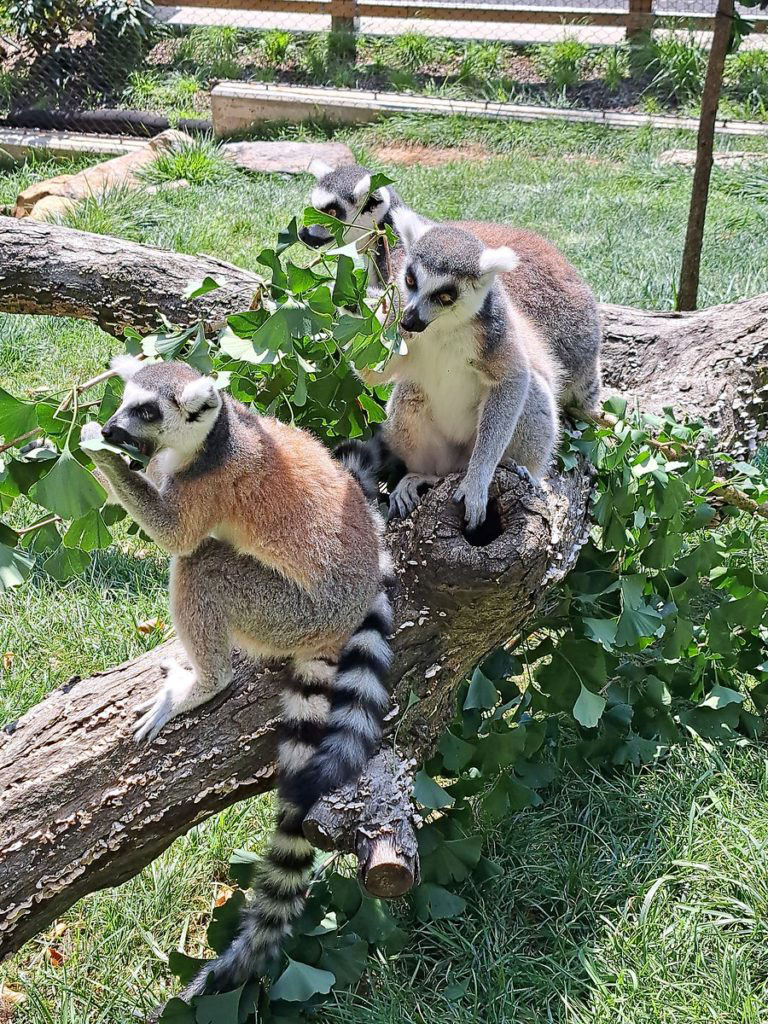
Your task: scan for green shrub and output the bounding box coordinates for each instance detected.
[261,29,293,67]
[458,41,504,83]
[533,38,590,89]
[176,26,240,81]
[6,0,153,56]
[595,44,630,91]
[647,30,707,103]
[724,49,768,118]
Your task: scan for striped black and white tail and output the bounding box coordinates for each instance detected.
[333,432,389,503]
[183,589,393,1000]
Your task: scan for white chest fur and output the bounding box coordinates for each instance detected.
[399,322,485,444]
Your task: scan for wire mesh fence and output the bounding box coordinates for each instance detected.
[0,0,766,130]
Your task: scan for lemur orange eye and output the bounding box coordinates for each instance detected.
[438,292,455,306]
[405,273,416,288]
[326,207,338,219]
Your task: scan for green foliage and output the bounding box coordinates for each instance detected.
[533,38,590,90]
[6,0,153,55]
[594,44,630,91]
[724,48,768,119]
[383,32,440,73]
[139,137,238,188]
[457,41,504,84]
[122,70,203,120]
[646,29,708,104]
[176,26,241,81]
[261,29,293,68]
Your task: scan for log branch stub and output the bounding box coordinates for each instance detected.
[303,749,421,899]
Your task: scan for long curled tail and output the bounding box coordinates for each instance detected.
[183,590,393,999]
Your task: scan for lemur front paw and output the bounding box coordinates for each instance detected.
[509,463,536,487]
[133,661,199,742]
[80,420,105,448]
[388,473,438,521]
[453,475,490,531]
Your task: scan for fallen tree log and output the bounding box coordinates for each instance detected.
[0,218,766,966]
[0,465,592,962]
[1,217,766,454]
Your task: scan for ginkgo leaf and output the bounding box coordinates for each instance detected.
[29,449,106,520]
[269,959,335,1003]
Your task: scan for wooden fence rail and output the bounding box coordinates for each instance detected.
[152,0,768,38]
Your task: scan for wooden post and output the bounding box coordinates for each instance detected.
[626,0,654,70]
[330,0,358,57]
[677,0,735,311]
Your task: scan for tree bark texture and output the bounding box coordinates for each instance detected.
[1,217,765,455]
[0,218,765,963]
[0,465,592,963]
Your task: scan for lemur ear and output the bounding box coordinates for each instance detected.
[353,174,372,202]
[179,377,221,417]
[478,246,520,277]
[309,158,333,179]
[110,354,143,381]
[391,207,430,250]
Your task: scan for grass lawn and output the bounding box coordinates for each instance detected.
[1,115,768,1022]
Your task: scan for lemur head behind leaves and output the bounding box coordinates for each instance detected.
[102,356,222,461]
[392,211,519,336]
[299,161,398,250]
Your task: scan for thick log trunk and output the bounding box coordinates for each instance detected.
[1,217,765,453]
[0,218,765,965]
[0,465,591,962]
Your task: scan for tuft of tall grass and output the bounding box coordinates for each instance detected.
[594,43,630,91]
[138,136,238,187]
[457,41,505,84]
[532,37,591,89]
[646,28,708,103]
[58,184,164,241]
[382,31,440,72]
[175,25,240,81]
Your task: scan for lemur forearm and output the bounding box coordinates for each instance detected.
[93,456,189,554]
[465,372,530,488]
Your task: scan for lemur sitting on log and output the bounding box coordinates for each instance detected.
[300,161,602,411]
[369,216,561,530]
[81,357,393,997]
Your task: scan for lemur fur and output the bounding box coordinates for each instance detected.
[82,357,393,996]
[301,162,600,410]
[375,217,561,529]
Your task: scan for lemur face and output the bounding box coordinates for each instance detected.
[393,212,519,336]
[102,356,222,457]
[299,163,391,250]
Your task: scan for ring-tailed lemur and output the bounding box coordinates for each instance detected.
[375,216,561,529]
[81,356,393,997]
[300,162,601,410]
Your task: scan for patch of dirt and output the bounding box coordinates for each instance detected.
[373,142,491,167]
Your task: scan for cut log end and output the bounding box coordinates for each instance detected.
[359,834,417,899]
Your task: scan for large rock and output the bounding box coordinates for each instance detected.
[222,140,354,175]
[12,129,194,220]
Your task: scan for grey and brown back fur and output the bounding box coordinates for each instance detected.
[305,164,601,410]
